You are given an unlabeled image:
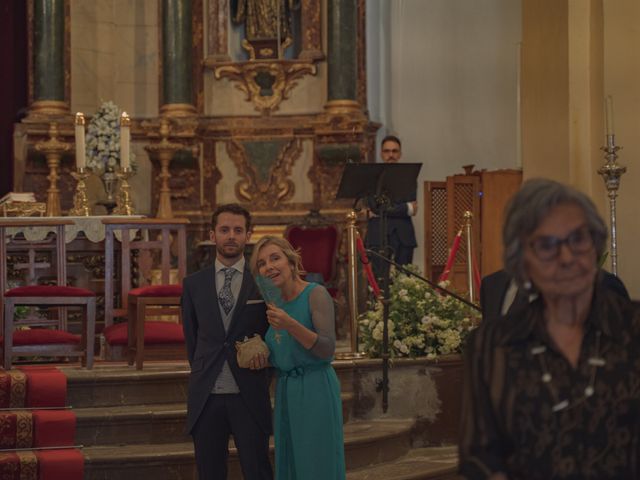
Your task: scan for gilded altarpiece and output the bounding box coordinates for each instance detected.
[13,0,377,333]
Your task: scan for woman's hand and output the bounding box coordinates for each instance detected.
[247,352,269,370]
[266,304,296,331]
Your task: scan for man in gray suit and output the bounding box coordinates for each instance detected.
[181,204,272,479]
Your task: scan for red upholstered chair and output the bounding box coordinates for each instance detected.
[284,214,340,298]
[102,218,188,369]
[0,219,96,370]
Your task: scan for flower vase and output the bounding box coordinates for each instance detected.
[98,169,119,214]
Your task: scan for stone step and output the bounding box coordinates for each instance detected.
[63,361,356,408]
[63,363,190,408]
[347,446,460,480]
[83,418,414,480]
[75,392,355,446]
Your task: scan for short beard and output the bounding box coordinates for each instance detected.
[217,245,242,259]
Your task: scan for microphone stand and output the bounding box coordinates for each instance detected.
[363,247,481,415]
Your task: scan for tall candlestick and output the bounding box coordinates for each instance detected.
[120,112,131,170]
[74,112,86,169]
[605,95,615,136]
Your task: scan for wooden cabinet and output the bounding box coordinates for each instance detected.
[424,169,522,296]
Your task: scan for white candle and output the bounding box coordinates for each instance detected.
[605,95,614,136]
[120,112,131,170]
[74,112,86,169]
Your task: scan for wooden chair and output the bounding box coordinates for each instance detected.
[102,218,188,369]
[0,219,95,370]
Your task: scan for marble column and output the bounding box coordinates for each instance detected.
[325,0,359,113]
[31,0,67,115]
[161,0,196,117]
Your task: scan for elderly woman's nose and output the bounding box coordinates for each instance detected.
[557,242,575,262]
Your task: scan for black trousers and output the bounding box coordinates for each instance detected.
[191,393,272,480]
[369,231,415,282]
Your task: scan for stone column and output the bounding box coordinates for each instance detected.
[161,0,196,117]
[325,0,359,113]
[31,0,67,115]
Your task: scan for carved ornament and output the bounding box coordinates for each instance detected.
[225,138,302,208]
[213,61,317,114]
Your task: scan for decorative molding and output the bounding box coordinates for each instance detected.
[212,61,317,114]
[225,138,302,207]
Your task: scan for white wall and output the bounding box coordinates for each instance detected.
[367,0,522,272]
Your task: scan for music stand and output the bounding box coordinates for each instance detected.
[336,162,421,413]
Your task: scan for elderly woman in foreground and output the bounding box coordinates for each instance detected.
[459,178,640,479]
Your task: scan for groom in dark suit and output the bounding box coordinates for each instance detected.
[181,204,273,479]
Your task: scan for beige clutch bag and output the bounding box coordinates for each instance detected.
[235,334,270,368]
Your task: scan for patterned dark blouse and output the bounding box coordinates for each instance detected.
[459,282,640,479]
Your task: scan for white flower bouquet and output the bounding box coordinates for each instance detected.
[358,265,479,359]
[85,101,135,175]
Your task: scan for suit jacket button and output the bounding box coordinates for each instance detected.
[223,342,229,348]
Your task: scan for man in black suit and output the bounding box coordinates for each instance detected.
[181,204,273,479]
[480,268,630,323]
[365,135,418,277]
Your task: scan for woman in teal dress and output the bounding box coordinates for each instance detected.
[250,236,345,480]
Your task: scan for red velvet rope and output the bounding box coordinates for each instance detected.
[355,235,381,298]
[438,231,462,283]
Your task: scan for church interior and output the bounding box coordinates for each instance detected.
[1,0,639,478]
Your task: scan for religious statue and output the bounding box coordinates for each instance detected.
[232,0,299,59]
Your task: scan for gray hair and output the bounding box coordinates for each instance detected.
[503,178,607,287]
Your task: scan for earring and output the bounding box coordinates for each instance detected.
[523,279,532,291]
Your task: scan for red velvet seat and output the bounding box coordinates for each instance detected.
[285,221,340,297]
[103,218,188,369]
[0,219,96,370]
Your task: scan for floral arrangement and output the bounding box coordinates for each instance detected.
[85,101,134,175]
[358,265,480,360]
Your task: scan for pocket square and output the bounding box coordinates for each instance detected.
[246,299,265,305]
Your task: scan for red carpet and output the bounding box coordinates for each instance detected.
[0,367,66,409]
[0,367,82,480]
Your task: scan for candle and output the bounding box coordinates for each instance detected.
[74,112,86,169]
[120,112,131,170]
[605,95,614,136]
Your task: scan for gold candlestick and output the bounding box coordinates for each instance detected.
[145,119,183,219]
[598,134,626,275]
[68,167,91,216]
[35,123,71,217]
[113,167,136,215]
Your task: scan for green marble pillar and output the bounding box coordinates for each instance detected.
[32,0,66,114]
[327,0,357,104]
[161,0,195,116]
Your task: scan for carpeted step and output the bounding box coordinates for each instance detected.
[83,419,414,480]
[75,392,355,446]
[347,446,460,480]
[0,409,76,449]
[0,448,83,480]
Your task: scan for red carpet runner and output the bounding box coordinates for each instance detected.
[0,367,82,480]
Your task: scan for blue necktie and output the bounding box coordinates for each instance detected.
[218,268,236,315]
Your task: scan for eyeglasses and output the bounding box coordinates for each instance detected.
[528,225,594,261]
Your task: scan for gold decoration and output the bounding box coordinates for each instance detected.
[145,119,185,219]
[68,167,91,216]
[34,122,71,217]
[225,138,302,207]
[213,61,317,113]
[28,100,68,116]
[159,103,197,118]
[113,167,136,215]
[0,202,46,217]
